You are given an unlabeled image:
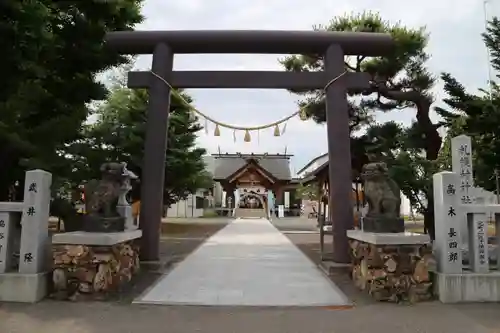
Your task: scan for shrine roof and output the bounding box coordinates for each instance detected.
[211,154,291,180]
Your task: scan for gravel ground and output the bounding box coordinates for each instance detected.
[1,218,499,333]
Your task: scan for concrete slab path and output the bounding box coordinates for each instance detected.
[135,218,349,307]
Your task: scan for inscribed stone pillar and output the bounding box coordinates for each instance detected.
[433,171,462,274]
[19,170,52,274]
[0,212,16,273]
[451,135,474,245]
[467,212,489,273]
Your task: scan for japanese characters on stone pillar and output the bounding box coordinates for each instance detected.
[19,170,52,274]
[467,212,489,273]
[451,135,474,244]
[433,171,463,273]
[0,212,14,273]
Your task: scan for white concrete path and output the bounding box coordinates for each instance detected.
[135,218,350,307]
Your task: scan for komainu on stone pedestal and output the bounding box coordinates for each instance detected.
[361,162,404,233]
[51,241,140,301]
[349,239,434,303]
[83,162,137,232]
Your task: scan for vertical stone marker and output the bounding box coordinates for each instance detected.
[19,170,52,274]
[451,134,474,245]
[468,212,489,273]
[0,212,14,273]
[433,171,462,273]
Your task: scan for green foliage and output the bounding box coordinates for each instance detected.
[362,122,439,215]
[66,66,210,207]
[296,183,319,201]
[436,78,500,191]
[436,17,500,192]
[281,11,433,127]
[0,0,144,200]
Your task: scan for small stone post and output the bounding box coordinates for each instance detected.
[433,171,463,274]
[19,170,52,274]
[0,212,16,273]
[467,212,489,273]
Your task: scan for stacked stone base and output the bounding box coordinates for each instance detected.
[51,241,140,301]
[348,239,434,303]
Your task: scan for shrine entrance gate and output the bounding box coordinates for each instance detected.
[104,30,395,263]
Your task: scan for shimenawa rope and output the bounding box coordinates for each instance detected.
[149,70,347,141]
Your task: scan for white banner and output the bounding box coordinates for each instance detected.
[284,192,290,208]
[221,191,226,208]
[278,205,285,218]
[234,189,239,207]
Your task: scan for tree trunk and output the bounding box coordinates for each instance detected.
[415,100,440,241]
[423,201,435,240]
[376,86,441,240]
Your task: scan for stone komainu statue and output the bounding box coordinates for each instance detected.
[361,162,404,233]
[83,162,133,232]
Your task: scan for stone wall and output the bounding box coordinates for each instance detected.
[349,240,434,303]
[51,241,140,301]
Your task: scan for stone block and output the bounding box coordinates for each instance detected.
[347,230,430,245]
[83,215,125,233]
[52,230,142,246]
[361,216,404,233]
[347,230,433,303]
[435,272,500,303]
[0,272,48,303]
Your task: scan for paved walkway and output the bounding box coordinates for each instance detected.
[135,218,349,307]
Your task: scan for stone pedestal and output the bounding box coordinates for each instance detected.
[347,230,433,303]
[51,230,142,301]
[0,272,48,302]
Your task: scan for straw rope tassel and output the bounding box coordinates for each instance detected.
[273,124,280,136]
[148,70,347,139]
[281,122,288,135]
[299,109,308,121]
[189,110,196,122]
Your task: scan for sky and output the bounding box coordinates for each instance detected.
[125,0,499,174]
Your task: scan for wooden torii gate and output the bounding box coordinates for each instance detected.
[104,30,395,262]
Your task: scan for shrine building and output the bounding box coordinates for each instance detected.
[298,152,368,228]
[205,153,301,218]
